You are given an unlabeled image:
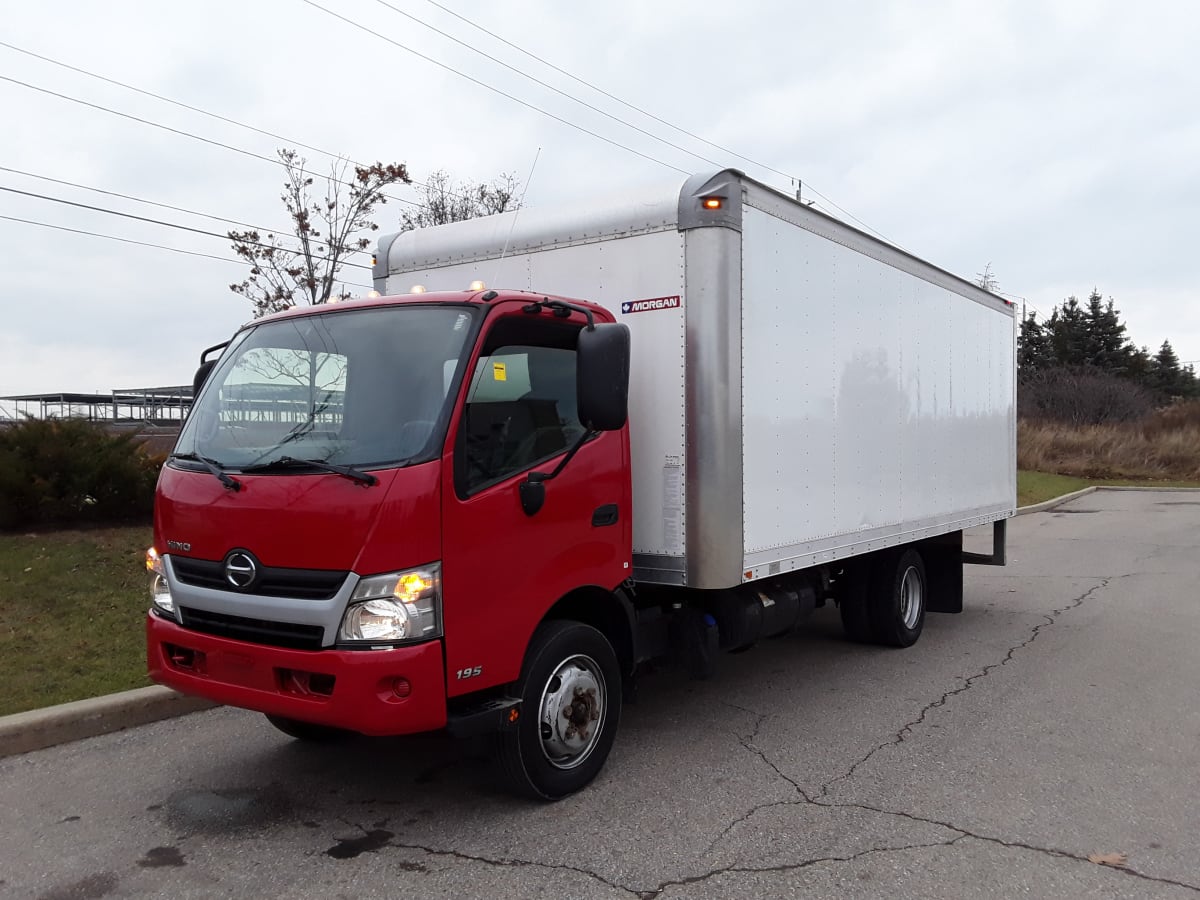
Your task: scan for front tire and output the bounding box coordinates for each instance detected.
[500,621,622,800]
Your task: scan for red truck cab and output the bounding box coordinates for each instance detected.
[147,289,632,798]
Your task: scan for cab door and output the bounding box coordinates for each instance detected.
[439,312,630,696]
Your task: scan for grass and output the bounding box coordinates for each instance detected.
[1017,470,1200,507]
[1017,471,1092,507]
[0,524,153,716]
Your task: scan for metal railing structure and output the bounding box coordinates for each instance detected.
[0,386,193,424]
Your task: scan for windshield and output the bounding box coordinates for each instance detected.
[176,305,478,470]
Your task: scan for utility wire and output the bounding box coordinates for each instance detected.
[0,213,373,289]
[298,0,689,176]
[372,0,724,170]
[0,39,340,164]
[0,40,503,208]
[0,165,370,258]
[408,0,901,246]
[2,34,894,248]
[413,0,786,179]
[0,185,372,270]
[0,74,422,209]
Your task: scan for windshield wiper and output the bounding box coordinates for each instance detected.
[241,455,378,486]
[170,452,243,492]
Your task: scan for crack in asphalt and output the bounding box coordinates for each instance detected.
[324,575,1200,896]
[702,577,1200,894]
[333,815,638,896]
[635,835,970,899]
[818,577,1112,799]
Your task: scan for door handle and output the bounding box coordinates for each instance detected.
[591,504,619,527]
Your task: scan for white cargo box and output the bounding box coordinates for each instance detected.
[376,170,1016,589]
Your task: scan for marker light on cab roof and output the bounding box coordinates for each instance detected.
[410,285,427,294]
[469,280,485,291]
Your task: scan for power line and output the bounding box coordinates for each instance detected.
[298,0,689,176]
[2,33,896,248]
[413,0,795,183]
[0,39,348,167]
[0,164,370,258]
[0,213,373,290]
[0,74,422,209]
[373,0,725,169]
[0,164,292,243]
[406,0,901,247]
[0,184,372,270]
[0,40,502,208]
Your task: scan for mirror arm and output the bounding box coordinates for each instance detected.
[519,429,596,517]
[532,429,596,485]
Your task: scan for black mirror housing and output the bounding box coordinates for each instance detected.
[193,360,217,398]
[577,323,630,432]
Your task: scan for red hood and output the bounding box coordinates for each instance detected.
[154,460,441,574]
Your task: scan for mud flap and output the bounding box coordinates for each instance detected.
[923,531,964,614]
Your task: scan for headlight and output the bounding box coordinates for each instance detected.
[146,547,175,619]
[338,564,441,644]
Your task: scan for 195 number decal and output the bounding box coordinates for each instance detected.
[455,666,482,680]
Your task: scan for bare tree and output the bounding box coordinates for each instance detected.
[976,263,999,293]
[229,149,409,317]
[400,169,522,231]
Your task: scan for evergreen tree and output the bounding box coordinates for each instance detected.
[1152,340,1184,395]
[1018,311,1053,371]
[1047,296,1089,367]
[1083,290,1133,372]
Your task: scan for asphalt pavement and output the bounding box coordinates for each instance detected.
[1,489,1198,899]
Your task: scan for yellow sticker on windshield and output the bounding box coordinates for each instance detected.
[492,361,507,382]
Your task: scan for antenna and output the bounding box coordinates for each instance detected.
[493,147,541,286]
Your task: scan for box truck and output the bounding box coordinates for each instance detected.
[146,169,1015,798]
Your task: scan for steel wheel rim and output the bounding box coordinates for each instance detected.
[899,565,923,630]
[537,654,606,770]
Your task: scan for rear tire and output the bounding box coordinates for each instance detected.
[265,715,350,742]
[499,621,621,800]
[868,548,927,647]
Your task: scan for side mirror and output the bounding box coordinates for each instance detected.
[577,323,630,431]
[193,359,217,397]
[192,340,230,398]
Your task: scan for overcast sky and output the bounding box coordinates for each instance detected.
[2,0,1198,401]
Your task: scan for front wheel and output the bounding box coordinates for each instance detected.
[499,621,622,800]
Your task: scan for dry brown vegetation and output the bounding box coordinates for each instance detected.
[1019,400,1200,481]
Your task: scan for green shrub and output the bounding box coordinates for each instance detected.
[0,418,162,529]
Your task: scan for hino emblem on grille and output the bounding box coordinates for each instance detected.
[223,550,259,590]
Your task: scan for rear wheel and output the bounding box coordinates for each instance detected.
[869,548,927,647]
[265,715,350,742]
[499,621,621,800]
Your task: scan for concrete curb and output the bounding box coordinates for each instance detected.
[1015,486,1098,515]
[0,686,215,759]
[1015,484,1200,516]
[6,485,1200,759]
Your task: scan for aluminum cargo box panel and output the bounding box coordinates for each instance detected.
[741,204,1014,558]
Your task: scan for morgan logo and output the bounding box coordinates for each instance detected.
[621,295,681,315]
[223,549,260,591]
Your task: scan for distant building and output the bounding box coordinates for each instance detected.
[0,386,192,424]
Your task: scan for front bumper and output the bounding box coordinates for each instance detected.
[146,612,447,736]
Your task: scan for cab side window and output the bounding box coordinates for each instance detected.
[457,323,583,495]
